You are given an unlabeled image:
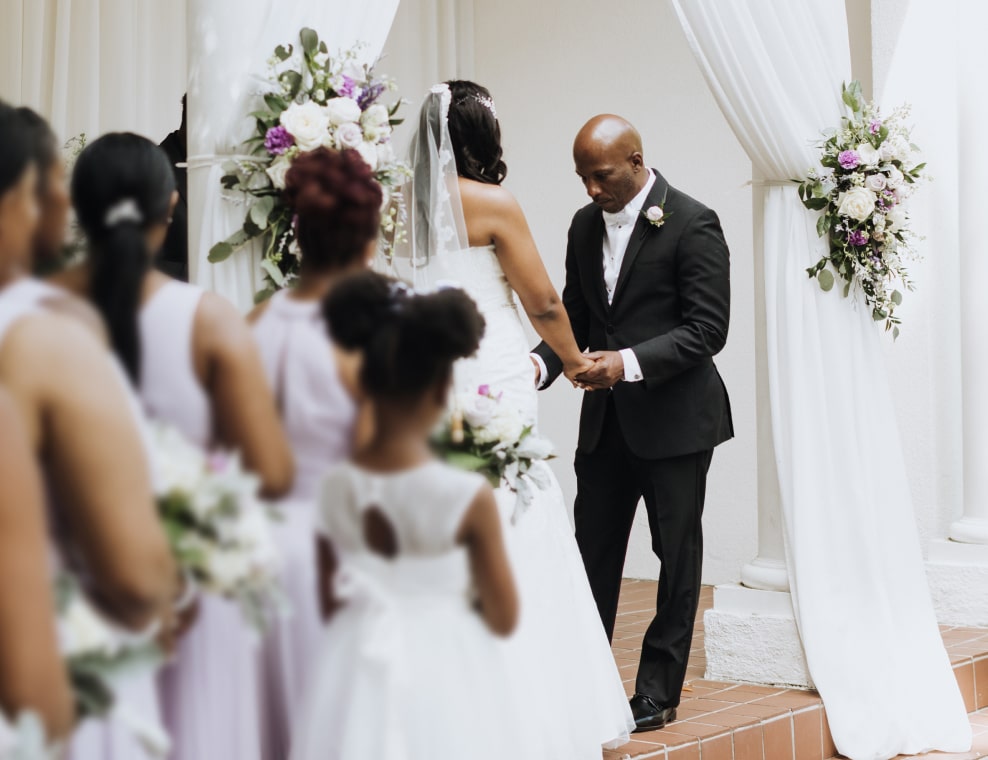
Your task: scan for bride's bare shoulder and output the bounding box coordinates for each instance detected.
[458,177,524,219]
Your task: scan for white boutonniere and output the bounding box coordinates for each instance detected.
[642,191,671,229]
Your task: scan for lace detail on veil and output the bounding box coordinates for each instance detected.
[388,83,468,280]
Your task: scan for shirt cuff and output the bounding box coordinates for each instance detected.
[530,353,549,389]
[620,348,644,383]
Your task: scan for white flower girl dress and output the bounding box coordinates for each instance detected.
[289,460,537,760]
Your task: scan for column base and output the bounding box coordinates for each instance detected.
[740,557,790,592]
[950,516,988,545]
[926,539,988,626]
[703,584,813,689]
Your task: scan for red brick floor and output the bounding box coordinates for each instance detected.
[604,580,988,760]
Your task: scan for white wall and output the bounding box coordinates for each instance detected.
[450,0,758,584]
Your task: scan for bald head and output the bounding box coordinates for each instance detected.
[574,115,643,161]
[573,115,648,213]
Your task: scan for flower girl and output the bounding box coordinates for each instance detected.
[290,271,535,760]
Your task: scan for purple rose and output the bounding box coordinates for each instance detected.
[337,75,357,99]
[847,230,868,247]
[264,125,295,156]
[838,150,861,170]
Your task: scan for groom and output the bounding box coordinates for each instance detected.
[531,115,733,731]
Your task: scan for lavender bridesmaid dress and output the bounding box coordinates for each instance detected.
[139,280,263,760]
[0,278,168,760]
[251,289,357,760]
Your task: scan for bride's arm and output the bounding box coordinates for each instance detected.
[477,188,592,380]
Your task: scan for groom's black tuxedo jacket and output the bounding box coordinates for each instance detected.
[534,170,733,460]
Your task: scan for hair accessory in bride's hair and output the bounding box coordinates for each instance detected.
[430,83,451,95]
[472,95,497,119]
[104,198,144,228]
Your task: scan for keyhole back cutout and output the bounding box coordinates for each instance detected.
[363,506,399,559]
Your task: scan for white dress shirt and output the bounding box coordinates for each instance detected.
[532,170,655,387]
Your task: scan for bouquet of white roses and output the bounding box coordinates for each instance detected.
[434,385,555,517]
[208,27,410,301]
[150,424,283,631]
[796,80,927,337]
[55,574,168,755]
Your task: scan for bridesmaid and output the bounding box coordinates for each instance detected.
[0,103,180,759]
[249,147,380,759]
[17,106,72,271]
[55,132,295,760]
[0,387,75,742]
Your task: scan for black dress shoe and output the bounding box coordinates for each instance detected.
[629,693,677,732]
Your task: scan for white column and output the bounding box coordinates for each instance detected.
[951,3,988,546]
[912,0,988,626]
[740,181,791,592]
[703,183,808,688]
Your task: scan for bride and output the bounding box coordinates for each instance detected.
[388,81,635,757]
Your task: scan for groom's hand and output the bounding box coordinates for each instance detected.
[576,351,624,390]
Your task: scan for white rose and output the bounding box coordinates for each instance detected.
[280,101,330,152]
[886,166,904,188]
[864,174,887,193]
[491,410,525,445]
[377,141,396,166]
[461,394,496,428]
[266,155,293,190]
[324,97,362,126]
[59,594,119,658]
[361,104,390,129]
[363,123,391,144]
[645,205,664,223]
[335,122,364,150]
[515,434,554,460]
[856,143,881,166]
[886,206,908,234]
[891,136,912,163]
[355,141,378,171]
[836,186,876,222]
[205,548,253,592]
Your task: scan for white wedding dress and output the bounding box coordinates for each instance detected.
[414,245,635,757]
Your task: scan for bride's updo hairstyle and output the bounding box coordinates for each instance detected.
[324,270,485,401]
[445,80,507,186]
[72,133,176,383]
[283,147,382,272]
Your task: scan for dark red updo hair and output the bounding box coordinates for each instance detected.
[283,147,383,272]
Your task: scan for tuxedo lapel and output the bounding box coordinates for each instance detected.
[586,210,610,312]
[611,171,670,308]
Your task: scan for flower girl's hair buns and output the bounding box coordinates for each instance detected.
[324,270,485,399]
[283,147,382,271]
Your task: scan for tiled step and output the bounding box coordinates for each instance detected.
[605,580,988,760]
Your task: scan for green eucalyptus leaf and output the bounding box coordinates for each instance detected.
[891,290,903,306]
[260,258,287,287]
[250,196,277,228]
[278,71,303,99]
[843,282,851,298]
[299,27,319,54]
[275,44,293,62]
[817,269,835,292]
[208,241,234,263]
[254,286,276,305]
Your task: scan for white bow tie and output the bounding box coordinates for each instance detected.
[603,208,635,229]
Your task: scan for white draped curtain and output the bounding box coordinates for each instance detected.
[187,0,401,311]
[0,0,187,142]
[670,1,971,758]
